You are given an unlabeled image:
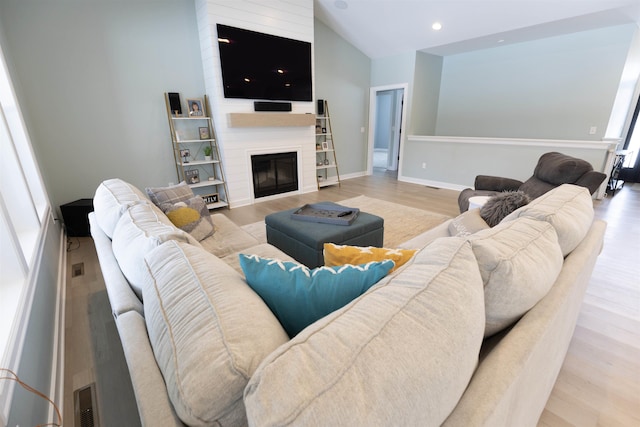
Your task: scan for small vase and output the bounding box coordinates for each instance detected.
[204,155,212,161]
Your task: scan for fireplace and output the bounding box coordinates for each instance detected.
[251,152,298,198]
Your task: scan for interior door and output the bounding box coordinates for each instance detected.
[373,88,403,171]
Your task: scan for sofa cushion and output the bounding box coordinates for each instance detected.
[160,196,214,242]
[239,254,394,337]
[143,241,289,426]
[93,178,148,238]
[467,217,563,336]
[502,184,594,256]
[145,181,193,206]
[448,208,490,236]
[244,237,485,426]
[198,213,260,258]
[111,203,197,299]
[323,243,416,273]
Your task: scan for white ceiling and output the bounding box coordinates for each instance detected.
[314,0,640,58]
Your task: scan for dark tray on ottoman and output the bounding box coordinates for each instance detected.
[291,202,359,226]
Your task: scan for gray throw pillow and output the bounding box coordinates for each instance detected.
[146,181,194,206]
[480,191,530,227]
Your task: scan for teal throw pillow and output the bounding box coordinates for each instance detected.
[239,255,394,337]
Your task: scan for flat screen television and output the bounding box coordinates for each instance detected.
[216,24,312,102]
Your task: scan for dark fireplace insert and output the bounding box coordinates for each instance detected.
[251,152,298,198]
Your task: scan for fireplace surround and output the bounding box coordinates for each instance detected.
[251,152,299,198]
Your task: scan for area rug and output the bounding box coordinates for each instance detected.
[241,195,451,248]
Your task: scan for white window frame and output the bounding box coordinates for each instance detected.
[0,41,52,425]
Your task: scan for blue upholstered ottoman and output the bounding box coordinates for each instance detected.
[265,204,384,268]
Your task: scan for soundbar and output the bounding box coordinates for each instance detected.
[254,101,292,112]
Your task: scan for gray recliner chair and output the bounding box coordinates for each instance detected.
[457,152,607,213]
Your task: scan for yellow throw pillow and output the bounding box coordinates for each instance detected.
[323,243,417,273]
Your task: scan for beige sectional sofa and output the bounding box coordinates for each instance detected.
[89,179,606,427]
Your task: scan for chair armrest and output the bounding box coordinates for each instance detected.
[474,175,523,192]
[574,171,607,195]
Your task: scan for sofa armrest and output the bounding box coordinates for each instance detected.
[116,311,185,427]
[474,175,523,192]
[89,213,143,317]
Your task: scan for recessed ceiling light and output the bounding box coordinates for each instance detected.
[432,22,442,31]
[334,0,348,10]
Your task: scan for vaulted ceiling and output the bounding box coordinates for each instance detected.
[314,0,640,58]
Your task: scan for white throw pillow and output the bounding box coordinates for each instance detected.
[93,178,148,238]
[143,241,289,426]
[468,217,564,336]
[502,184,594,256]
[244,237,485,427]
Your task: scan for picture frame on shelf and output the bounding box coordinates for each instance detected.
[322,127,327,134]
[201,193,219,204]
[316,143,322,151]
[321,141,329,150]
[186,98,204,117]
[185,169,200,184]
[199,127,210,139]
[180,149,190,163]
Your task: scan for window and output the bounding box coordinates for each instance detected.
[0,42,51,424]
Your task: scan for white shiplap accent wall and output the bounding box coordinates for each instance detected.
[195,0,316,207]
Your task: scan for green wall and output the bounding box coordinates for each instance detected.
[0,0,205,214]
[434,24,637,140]
[410,52,443,136]
[314,19,371,176]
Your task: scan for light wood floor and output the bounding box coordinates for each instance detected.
[63,171,639,426]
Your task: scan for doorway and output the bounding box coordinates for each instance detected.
[620,94,640,183]
[367,84,407,176]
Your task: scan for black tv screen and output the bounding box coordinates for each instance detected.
[216,24,312,102]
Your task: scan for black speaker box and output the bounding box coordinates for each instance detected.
[254,101,292,112]
[60,198,94,237]
[317,99,325,115]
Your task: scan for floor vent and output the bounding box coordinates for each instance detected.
[74,383,99,427]
[72,262,85,277]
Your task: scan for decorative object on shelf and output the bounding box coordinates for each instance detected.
[201,193,219,204]
[185,169,200,184]
[199,127,210,139]
[180,149,190,163]
[168,92,182,116]
[315,100,341,188]
[165,93,229,209]
[203,145,212,161]
[187,98,204,117]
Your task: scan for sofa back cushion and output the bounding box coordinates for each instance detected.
[502,184,594,256]
[468,217,563,336]
[244,237,485,427]
[111,203,197,300]
[143,241,289,427]
[93,178,148,238]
